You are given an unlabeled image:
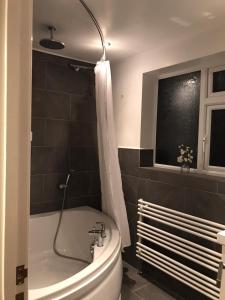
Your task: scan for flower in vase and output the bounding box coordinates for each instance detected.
[177,144,194,168]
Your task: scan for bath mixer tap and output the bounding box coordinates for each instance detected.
[96,222,106,238]
[90,240,96,259]
[88,223,106,247]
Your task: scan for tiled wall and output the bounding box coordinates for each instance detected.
[31,50,101,214]
[119,148,225,299]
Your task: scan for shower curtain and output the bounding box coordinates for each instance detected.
[95,60,131,249]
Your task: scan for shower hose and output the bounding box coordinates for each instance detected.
[53,180,90,264]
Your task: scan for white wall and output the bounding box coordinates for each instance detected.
[111,27,225,148]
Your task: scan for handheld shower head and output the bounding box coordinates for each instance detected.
[59,169,76,190]
[65,169,76,186]
[39,26,65,50]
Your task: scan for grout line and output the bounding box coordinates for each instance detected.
[33,87,94,98]
[129,290,142,300]
[44,119,47,146]
[33,117,70,122]
[32,116,97,124]
[31,170,99,176]
[69,94,72,122]
[33,48,96,65]
[132,282,150,293]
[31,145,96,149]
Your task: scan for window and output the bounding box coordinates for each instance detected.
[155,71,201,168]
[205,105,225,171]
[151,59,225,175]
[208,65,225,97]
[212,71,225,93]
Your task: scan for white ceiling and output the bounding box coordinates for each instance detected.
[33,0,225,63]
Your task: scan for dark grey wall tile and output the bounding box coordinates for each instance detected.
[30,175,44,203]
[70,122,97,147]
[70,95,97,122]
[218,182,225,195]
[46,120,70,147]
[119,148,139,176]
[89,172,101,195]
[43,173,66,204]
[66,195,101,210]
[122,175,139,205]
[139,149,153,167]
[156,171,218,193]
[70,147,99,171]
[123,201,139,268]
[31,51,100,215]
[32,118,46,146]
[66,171,100,199]
[30,201,61,215]
[138,179,186,212]
[31,147,68,174]
[32,60,45,89]
[184,188,225,224]
[32,89,70,120]
[45,62,92,95]
[68,172,93,197]
[138,167,159,180]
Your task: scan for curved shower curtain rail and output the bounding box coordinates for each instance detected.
[79,0,107,61]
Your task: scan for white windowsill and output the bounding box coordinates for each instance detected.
[140,164,225,182]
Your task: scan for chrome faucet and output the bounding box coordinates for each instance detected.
[96,222,106,238]
[88,222,106,247]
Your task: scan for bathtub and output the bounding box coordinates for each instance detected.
[28,206,122,300]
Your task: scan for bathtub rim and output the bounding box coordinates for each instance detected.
[28,206,121,299]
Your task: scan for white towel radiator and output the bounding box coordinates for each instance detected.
[136,199,225,300]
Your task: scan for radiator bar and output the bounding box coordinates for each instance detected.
[136,199,224,299]
[138,204,220,233]
[137,232,218,272]
[138,221,222,259]
[137,253,220,300]
[137,248,219,293]
[138,208,217,238]
[137,229,219,268]
[137,242,218,288]
[137,224,221,263]
[138,211,217,243]
[138,199,225,230]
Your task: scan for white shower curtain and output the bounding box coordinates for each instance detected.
[95,60,131,249]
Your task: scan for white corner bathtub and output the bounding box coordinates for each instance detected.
[28,206,122,300]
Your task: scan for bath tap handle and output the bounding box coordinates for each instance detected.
[88,226,97,235]
[88,227,98,244]
[88,226,105,247]
[96,222,106,238]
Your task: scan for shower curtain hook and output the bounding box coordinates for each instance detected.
[79,0,107,61]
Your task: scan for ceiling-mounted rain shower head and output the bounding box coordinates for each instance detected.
[39,26,65,50]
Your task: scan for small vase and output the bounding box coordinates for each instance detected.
[181,164,190,173]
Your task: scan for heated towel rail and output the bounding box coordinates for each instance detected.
[136,199,225,300]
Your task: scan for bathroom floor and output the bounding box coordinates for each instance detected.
[121,262,176,300]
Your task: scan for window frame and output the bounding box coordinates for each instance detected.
[153,65,205,173]
[204,104,225,173]
[208,65,225,98]
[152,61,225,177]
